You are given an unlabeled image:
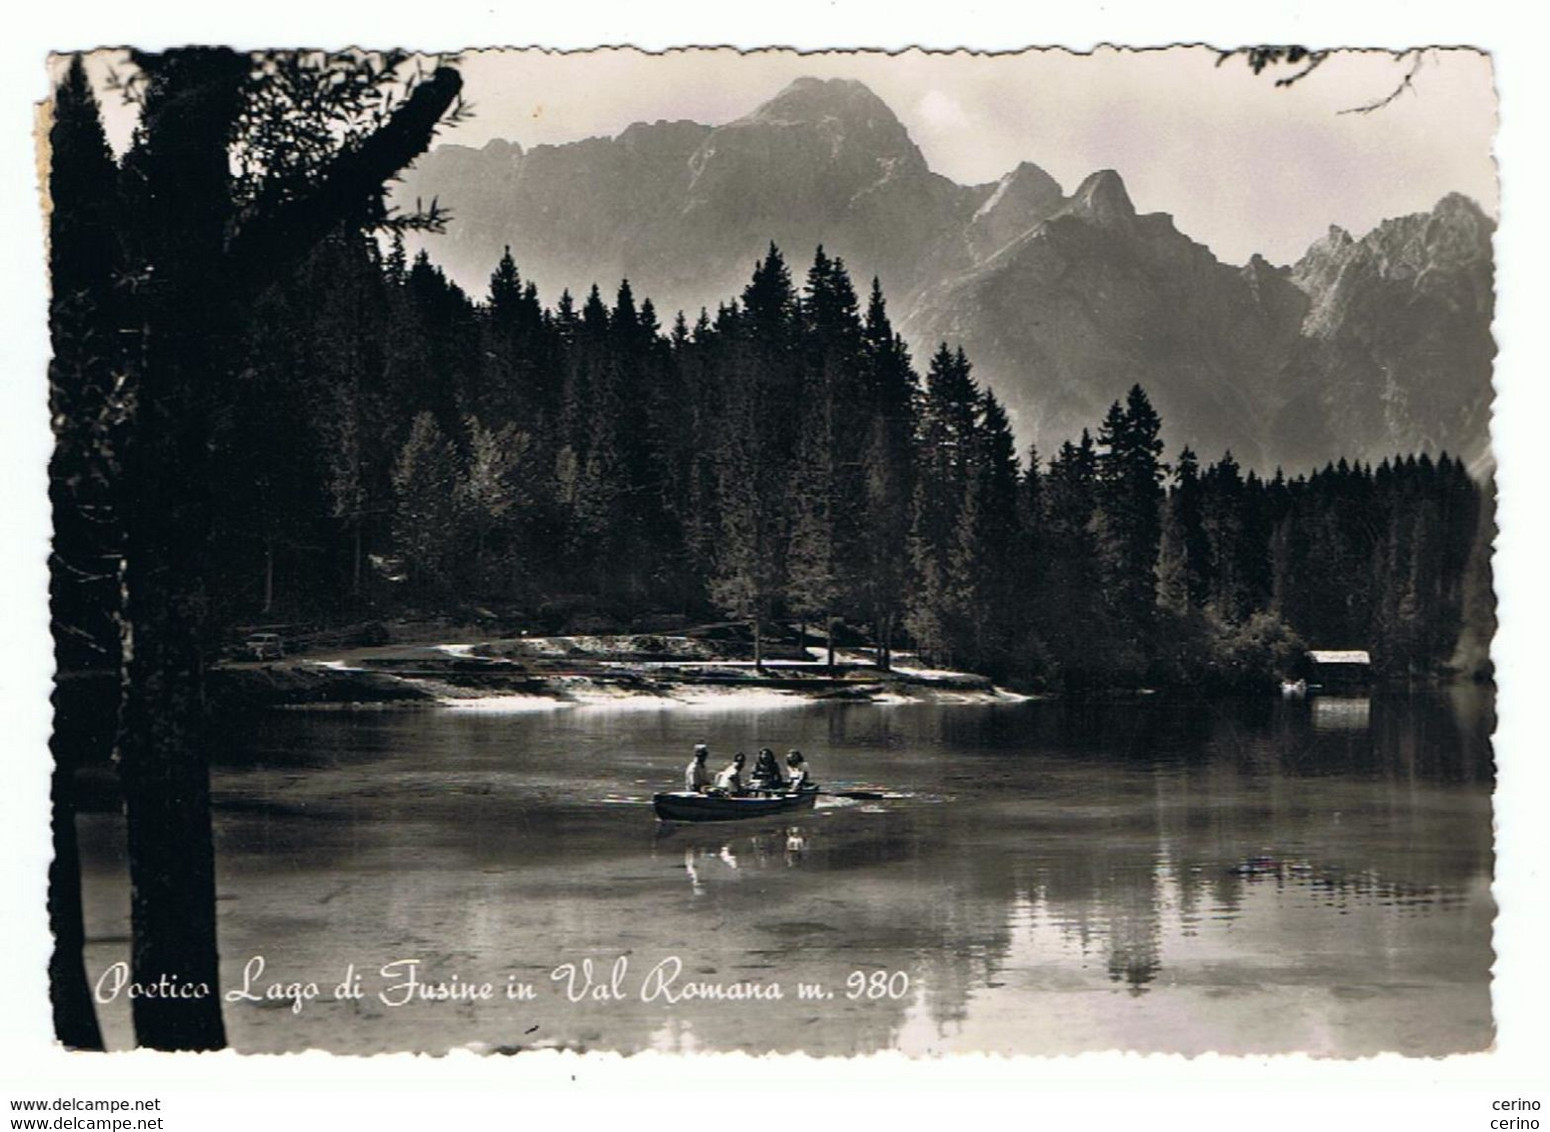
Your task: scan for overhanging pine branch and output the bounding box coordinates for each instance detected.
[227,65,462,290]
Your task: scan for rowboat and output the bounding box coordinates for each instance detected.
[652,789,818,822]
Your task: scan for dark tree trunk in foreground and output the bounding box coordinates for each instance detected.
[114,47,251,1051]
[48,734,102,1050]
[117,340,230,1049]
[106,48,462,1051]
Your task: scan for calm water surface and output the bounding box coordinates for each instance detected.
[79,689,1494,1056]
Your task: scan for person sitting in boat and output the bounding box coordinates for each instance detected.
[685,744,713,793]
[785,750,816,793]
[713,752,748,796]
[749,747,786,793]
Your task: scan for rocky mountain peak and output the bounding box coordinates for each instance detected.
[1239,252,1286,293]
[1294,193,1493,300]
[966,161,1066,260]
[1062,169,1136,228]
[1423,193,1494,264]
[712,76,927,177]
[678,75,933,244]
[1433,191,1488,222]
[745,76,898,126]
[1307,224,1353,257]
[1274,192,1495,471]
[987,162,1064,213]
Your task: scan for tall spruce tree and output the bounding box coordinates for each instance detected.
[786,249,870,665]
[1092,385,1167,650]
[1039,432,1105,688]
[857,278,918,669]
[1200,451,1251,622]
[1161,447,1209,609]
[785,392,842,659]
[707,247,801,667]
[956,388,1022,675]
[391,411,463,590]
[906,345,980,665]
[46,53,119,1052]
[480,246,550,425]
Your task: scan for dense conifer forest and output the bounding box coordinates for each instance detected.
[192,228,1488,690]
[52,57,1492,705]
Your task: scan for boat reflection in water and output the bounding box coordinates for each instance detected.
[668,823,814,894]
[74,687,1493,1056]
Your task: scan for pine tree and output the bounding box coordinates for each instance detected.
[707,248,803,668]
[959,388,1022,674]
[1092,385,1167,646]
[785,392,842,662]
[740,243,803,462]
[906,344,981,666]
[391,411,463,589]
[384,232,407,287]
[46,53,118,1052]
[1172,448,1210,606]
[856,277,918,668]
[458,415,531,593]
[488,245,522,311]
[1201,450,1251,622]
[707,395,776,670]
[787,249,870,664]
[1039,432,1106,688]
[670,308,725,597]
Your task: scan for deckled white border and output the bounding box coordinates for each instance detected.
[2,2,1544,1127]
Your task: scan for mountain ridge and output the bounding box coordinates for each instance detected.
[395,77,1494,473]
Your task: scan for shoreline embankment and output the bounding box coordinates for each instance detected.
[208,633,1024,713]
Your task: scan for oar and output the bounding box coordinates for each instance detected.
[741,787,887,800]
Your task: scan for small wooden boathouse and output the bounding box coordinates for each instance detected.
[1306,649,1372,690]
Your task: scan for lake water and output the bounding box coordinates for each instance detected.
[77,688,1495,1056]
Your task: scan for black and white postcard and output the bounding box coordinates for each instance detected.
[8,9,1546,1126]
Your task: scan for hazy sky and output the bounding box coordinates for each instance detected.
[429,45,1498,267]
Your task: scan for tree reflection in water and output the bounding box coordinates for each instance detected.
[74,687,1493,1054]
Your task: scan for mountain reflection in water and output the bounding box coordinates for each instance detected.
[75,687,1494,1056]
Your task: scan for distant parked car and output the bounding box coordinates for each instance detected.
[243,632,285,661]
